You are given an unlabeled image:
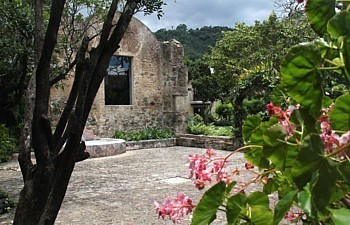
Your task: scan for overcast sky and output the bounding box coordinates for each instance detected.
[135,0,277,32]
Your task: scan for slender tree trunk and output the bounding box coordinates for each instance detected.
[14,1,142,224]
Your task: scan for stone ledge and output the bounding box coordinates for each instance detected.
[85,138,126,158]
[125,138,176,151]
[176,133,243,151]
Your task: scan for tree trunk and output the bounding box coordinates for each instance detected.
[13,0,142,224]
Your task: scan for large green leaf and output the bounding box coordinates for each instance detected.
[339,161,350,184]
[250,205,273,225]
[329,208,350,225]
[273,190,297,225]
[247,192,273,225]
[263,124,299,171]
[290,108,317,139]
[305,0,336,36]
[293,135,339,212]
[245,122,269,169]
[330,94,350,131]
[191,181,226,225]
[343,36,350,76]
[297,183,315,217]
[247,191,269,207]
[327,11,350,38]
[312,160,338,212]
[292,134,324,189]
[226,194,248,225]
[281,43,323,117]
[243,115,262,143]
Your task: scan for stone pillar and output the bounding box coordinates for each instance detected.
[161,40,189,133]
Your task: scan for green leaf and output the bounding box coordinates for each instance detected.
[297,183,314,217]
[243,115,262,143]
[226,181,237,195]
[290,108,318,139]
[312,160,338,212]
[191,181,226,225]
[292,134,324,189]
[270,87,286,106]
[263,124,299,171]
[250,205,273,225]
[247,191,269,208]
[329,208,350,225]
[292,135,339,212]
[245,122,270,169]
[339,161,350,184]
[273,190,297,225]
[343,36,350,76]
[247,192,273,225]
[281,43,323,117]
[305,0,336,36]
[263,178,277,195]
[226,194,248,225]
[330,94,350,131]
[327,11,350,38]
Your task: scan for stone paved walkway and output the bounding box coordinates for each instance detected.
[0,147,253,225]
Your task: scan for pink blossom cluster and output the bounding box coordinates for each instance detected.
[320,105,350,156]
[154,192,195,224]
[266,103,299,136]
[284,209,304,223]
[188,149,231,190]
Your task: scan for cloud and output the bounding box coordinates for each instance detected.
[136,0,276,31]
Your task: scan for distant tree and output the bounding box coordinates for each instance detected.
[0,1,34,129]
[206,12,317,137]
[155,25,232,60]
[11,0,165,224]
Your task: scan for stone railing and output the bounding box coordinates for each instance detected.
[176,134,243,151]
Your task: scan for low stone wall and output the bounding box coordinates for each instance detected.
[125,138,176,151]
[176,134,243,151]
[85,138,126,158]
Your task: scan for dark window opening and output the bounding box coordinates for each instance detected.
[105,56,132,105]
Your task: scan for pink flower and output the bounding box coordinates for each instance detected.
[205,148,216,158]
[154,193,194,224]
[188,149,231,189]
[245,162,254,169]
[266,103,299,136]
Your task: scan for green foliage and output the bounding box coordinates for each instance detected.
[0,189,15,214]
[202,12,317,137]
[155,25,232,60]
[112,127,174,141]
[187,114,233,136]
[0,124,16,163]
[0,0,34,128]
[190,181,226,225]
[214,102,234,122]
[188,0,350,224]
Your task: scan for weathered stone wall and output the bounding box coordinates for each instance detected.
[176,134,243,151]
[50,16,189,137]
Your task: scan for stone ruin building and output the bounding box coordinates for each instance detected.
[50,16,193,137]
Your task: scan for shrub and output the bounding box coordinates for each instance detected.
[0,124,16,163]
[187,114,233,136]
[113,127,174,141]
[0,189,15,214]
[214,102,234,121]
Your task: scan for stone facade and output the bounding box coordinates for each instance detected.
[50,16,189,137]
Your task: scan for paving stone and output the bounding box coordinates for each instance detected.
[0,147,256,225]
